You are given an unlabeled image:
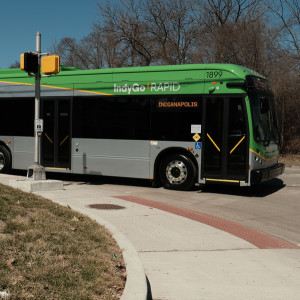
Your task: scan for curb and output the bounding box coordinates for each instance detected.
[84,209,148,300]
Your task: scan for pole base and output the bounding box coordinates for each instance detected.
[27,164,46,181]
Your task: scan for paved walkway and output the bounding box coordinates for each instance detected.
[1,173,300,300]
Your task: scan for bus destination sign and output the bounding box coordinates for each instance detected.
[158,101,198,108]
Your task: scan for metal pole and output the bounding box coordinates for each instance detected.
[34,32,41,165]
[27,32,46,180]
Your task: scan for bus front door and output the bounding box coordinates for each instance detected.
[202,97,248,184]
[41,99,71,170]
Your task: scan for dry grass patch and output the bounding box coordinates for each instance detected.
[279,154,300,167]
[0,184,125,299]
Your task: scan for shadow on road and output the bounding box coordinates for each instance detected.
[9,170,285,197]
[10,169,153,188]
[199,178,286,197]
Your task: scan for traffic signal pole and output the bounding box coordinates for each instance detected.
[27,32,46,180]
[34,32,41,166]
[21,32,59,180]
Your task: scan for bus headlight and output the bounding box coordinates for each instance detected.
[253,155,263,164]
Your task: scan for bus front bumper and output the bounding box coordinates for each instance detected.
[251,163,285,185]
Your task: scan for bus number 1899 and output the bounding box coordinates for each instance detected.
[206,71,223,78]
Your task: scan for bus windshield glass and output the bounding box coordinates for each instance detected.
[246,75,279,144]
[249,94,279,144]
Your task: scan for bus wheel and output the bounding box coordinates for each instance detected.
[0,145,11,174]
[160,154,196,190]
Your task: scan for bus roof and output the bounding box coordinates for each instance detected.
[0,63,264,77]
[0,64,265,97]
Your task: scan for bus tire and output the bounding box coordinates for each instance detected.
[0,145,11,174]
[160,154,196,190]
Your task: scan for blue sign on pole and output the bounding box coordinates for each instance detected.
[195,142,202,149]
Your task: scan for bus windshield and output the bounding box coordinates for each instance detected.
[249,94,279,144]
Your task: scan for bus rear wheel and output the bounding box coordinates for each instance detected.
[160,154,196,190]
[0,145,11,174]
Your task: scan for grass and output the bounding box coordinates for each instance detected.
[0,184,125,299]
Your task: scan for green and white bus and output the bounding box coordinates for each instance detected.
[0,64,284,190]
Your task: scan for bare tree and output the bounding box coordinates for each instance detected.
[9,61,20,69]
[192,0,272,71]
[51,33,106,70]
[271,62,300,152]
[96,0,200,66]
[268,0,300,61]
[97,0,153,66]
[194,0,264,27]
[264,0,300,153]
[145,0,198,64]
[95,27,128,68]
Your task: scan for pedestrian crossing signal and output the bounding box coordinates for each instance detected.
[41,55,60,75]
[20,52,39,74]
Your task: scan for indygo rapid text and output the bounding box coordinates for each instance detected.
[113,82,180,94]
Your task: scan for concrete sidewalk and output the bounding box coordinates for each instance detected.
[1,173,300,300]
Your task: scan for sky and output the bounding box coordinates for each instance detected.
[0,0,109,69]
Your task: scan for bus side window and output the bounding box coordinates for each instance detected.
[151,96,202,141]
